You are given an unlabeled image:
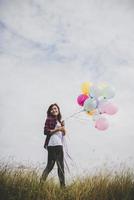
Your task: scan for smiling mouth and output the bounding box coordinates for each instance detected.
[53,111,58,114]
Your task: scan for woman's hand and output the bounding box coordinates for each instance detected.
[61,120,65,126]
[57,126,66,135]
[49,126,66,135]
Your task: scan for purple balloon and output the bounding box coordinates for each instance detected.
[77,94,89,106]
[95,118,109,131]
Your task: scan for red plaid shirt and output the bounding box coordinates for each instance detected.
[44,117,57,135]
[44,117,57,148]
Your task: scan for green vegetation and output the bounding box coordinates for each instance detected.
[0,162,134,200]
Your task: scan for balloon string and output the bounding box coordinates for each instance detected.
[62,109,86,178]
[72,115,91,122]
[62,137,79,179]
[64,109,84,121]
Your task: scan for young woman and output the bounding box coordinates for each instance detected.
[41,103,66,187]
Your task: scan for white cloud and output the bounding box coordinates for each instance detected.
[0,0,134,175]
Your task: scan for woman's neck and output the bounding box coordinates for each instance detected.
[50,115,57,119]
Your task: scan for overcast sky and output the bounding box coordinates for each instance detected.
[0,0,134,177]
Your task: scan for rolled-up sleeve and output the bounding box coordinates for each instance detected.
[44,118,56,135]
[44,119,50,135]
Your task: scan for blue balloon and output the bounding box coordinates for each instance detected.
[83,98,97,112]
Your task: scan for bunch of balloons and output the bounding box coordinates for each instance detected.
[77,82,118,131]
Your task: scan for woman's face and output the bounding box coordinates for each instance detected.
[50,105,59,116]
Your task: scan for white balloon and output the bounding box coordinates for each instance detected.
[102,86,115,99]
[92,111,102,121]
[98,96,107,104]
[90,85,102,98]
[97,96,108,113]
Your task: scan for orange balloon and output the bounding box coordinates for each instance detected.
[87,110,96,116]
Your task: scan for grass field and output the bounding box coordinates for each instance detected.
[0,162,134,200]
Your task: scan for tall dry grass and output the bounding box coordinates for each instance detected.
[0,162,134,200]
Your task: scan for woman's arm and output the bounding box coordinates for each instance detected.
[44,118,66,135]
[49,127,62,134]
[49,128,59,134]
[50,126,66,135]
[44,118,56,135]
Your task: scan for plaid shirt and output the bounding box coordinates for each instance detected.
[44,117,57,135]
[44,117,57,148]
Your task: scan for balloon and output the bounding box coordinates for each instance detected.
[81,82,92,95]
[87,110,96,116]
[90,84,102,98]
[83,98,97,112]
[92,111,103,121]
[77,94,89,106]
[95,118,109,131]
[97,96,107,109]
[102,85,115,99]
[99,102,118,115]
[77,81,117,130]
[98,102,107,114]
[98,82,108,89]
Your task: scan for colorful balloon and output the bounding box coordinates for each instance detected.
[81,82,92,95]
[98,82,108,89]
[97,96,107,105]
[90,84,102,98]
[83,98,97,112]
[102,85,115,99]
[86,110,96,116]
[77,94,89,106]
[77,81,117,131]
[92,111,102,121]
[99,102,118,115]
[95,118,109,131]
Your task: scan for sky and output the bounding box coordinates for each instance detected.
[0,0,134,177]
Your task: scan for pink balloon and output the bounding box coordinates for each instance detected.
[105,103,118,115]
[99,102,118,115]
[95,118,109,131]
[77,94,89,106]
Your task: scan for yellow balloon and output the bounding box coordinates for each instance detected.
[81,82,92,95]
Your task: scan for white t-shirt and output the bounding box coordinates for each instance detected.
[48,121,63,146]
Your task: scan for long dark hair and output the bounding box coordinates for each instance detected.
[47,103,62,122]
